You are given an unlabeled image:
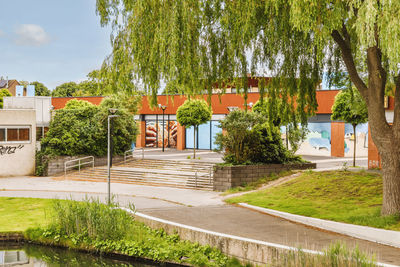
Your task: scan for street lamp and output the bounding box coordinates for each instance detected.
[107,108,118,205]
[158,104,167,152]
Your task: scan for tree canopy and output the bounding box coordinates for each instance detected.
[97,0,400,215]
[30,81,51,96]
[51,82,79,97]
[0,89,11,109]
[331,88,368,126]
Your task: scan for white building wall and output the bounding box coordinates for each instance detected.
[0,109,36,176]
[3,96,52,127]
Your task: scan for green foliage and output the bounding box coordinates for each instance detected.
[0,88,11,108]
[176,99,212,127]
[24,198,237,266]
[162,80,185,95]
[51,82,79,97]
[215,110,296,165]
[273,243,377,267]
[49,197,134,241]
[253,97,308,153]
[227,170,400,230]
[331,87,368,126]
[64,99,95,109]
[30,81,51,96]
[41,97,138,157]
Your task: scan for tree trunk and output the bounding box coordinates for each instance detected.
[352,124,356,167]
[193,125,196,159]
[380,148,400,215]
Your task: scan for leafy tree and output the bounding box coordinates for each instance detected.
[0,89,11,109]
[332,87,368,167]
[162,80,185,95]
[176,99,212,158]
[30,81,51,96]
[97,1,400,215]
[51,82,79,97]
[41,98,138,158]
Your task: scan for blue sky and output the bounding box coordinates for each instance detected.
[0,0,112,90]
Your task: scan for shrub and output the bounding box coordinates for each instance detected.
[41,97,138,157]
[215,110,296,165]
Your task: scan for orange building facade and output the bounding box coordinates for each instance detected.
[52,91,391,169]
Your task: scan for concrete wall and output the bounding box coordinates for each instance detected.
[135,212,300,266]
[0,109,36,177]
[213,163,316,191]
[47,155,124,176]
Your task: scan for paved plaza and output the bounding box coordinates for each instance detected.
[1,150,395,265]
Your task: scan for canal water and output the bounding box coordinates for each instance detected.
[0,243,161,266]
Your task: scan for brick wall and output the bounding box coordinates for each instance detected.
[213,163,316,191]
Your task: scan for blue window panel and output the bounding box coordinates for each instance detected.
[211,121,222,150]
[198,122,211,149]
[186,126,195,149]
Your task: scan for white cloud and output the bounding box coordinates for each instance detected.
[14,24,51,46]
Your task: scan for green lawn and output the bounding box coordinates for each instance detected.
[226,170,400,230]
[0,197,53,232]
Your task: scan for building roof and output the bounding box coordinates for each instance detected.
[0,79,18,88]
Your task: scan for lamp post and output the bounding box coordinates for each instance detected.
[107,108,118,205]
[158,104,167,152]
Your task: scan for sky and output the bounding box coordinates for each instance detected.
[0,0,112,90]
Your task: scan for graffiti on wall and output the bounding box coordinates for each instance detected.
[145,121,178,148]
[0,145,24,156]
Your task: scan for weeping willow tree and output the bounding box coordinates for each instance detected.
[97,0,400,216]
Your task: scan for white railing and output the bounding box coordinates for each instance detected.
[194,166,213,188]
[124,147,164,161]
[64,156,94,177]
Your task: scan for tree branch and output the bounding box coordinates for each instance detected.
[331,30,368,103]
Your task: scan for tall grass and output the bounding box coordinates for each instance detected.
[272,243,377,267]
[50,197,134,241]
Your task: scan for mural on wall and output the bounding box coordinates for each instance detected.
[296,122,331,156]
[145,120,178,148]
[0,145,24,156]
[344,123,368,157]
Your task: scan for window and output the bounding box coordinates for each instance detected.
[0,127,30,143]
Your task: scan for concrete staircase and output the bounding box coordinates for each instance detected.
[65,158,215,191]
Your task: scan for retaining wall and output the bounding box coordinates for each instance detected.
[135,212,318,265]
[47,155,124,176]
[213,163,316,191]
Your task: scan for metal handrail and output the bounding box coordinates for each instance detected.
[124,149,135,163]
[124,147,164,161]
[64,156,94,177]
[195,166,213,188]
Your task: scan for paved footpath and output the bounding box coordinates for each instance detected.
[0,176,399,266]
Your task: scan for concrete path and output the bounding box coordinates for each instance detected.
[0,176,399,266]
[133,148,369,170]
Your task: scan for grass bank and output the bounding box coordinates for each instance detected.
[0,197,53,232]
[226,170,400,230]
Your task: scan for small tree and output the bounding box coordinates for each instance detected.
[331,88,368,167]
[0,89,12,109]
[176,99,212,158]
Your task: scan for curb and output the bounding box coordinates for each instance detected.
[238,203,400,249]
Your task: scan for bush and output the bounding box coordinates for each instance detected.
[215,110,297,165]
[41,97,138,157]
